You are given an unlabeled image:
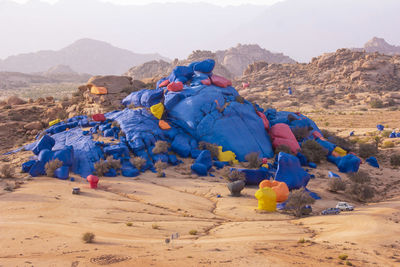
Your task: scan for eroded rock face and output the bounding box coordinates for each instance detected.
[87,75,133,94]
[124,44,296,80]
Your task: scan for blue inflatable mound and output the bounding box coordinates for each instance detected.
[123,84,274,161]
[275,152,311,190]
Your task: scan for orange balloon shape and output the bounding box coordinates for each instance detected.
[259,180,289,203]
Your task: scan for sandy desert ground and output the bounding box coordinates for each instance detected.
[1,110,400,267]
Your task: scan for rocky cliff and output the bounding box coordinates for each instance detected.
[124,44,295,80]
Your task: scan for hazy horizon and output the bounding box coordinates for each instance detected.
[1,0,399,62]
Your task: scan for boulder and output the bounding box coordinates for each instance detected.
[7,96,26,105]
[87,75,132,94]
[24,121,43,130]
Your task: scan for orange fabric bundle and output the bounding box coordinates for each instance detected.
[159,120,171,130]
[90,86,108,95]
[259,180,289,203]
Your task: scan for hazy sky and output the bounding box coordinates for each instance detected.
[10,0,284,6]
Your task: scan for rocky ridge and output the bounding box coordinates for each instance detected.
[124,44,295,81]
[235,49,400,110]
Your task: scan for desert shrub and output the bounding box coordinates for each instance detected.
[382,140,394,148]
[221,167,245,182]
[111,120,120,128]
[189,229,198,235]
[3,105,12,109]
[130,157,146,170]
[0,164,15,178]
[292,126,312,141]
[348,170,371,184]
[45,159,63,177]
[381,130,392,138]
[94,159,109,177]
[121,86,138,94]
[106,156,121,170]
[82,232,95,243]
[346,183,375,202]
[300,140,328,163]
[152,223,160,230]
[285,188,316,217]
[390,154,400,167]
[358,143,378,158]
[198,141,219,159]
[154,160,167,177]
[275,145,292,155]
[126,222,133,227]
[235,95,245,103]
[245,152,262,168]
[338,254,348,260]
[325,98,335,106]
[321,130,354,151]
[369,99,383,108]
[152,141,170,154]
[328,178,346,192]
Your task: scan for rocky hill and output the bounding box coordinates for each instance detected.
[125,44,295,80]
[0,38,169,75]
[235,49,400,110]
[353,37,400,55]
[215,44,295,77]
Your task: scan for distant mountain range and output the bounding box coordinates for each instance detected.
[1,0,400,62]
[352,37,400,55]
[0,38,169,75]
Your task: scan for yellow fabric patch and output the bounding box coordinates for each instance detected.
[333,146,347,157]
[150,103,164,120]
[261,163,269,169]
[49,119,61,126]
[255,187,277,212]
[217,146,239,164]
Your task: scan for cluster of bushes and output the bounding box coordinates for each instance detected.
[94,156,122,176]
[346,171,375,202]
[301,140,328,163]
[0,164,15,178]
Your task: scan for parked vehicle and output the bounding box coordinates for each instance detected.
[301,205,312,215]
[336,202,354,211]
[321,208,341,215]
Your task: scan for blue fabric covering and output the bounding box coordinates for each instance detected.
[171,134,192,157]
[275,152,311,190]
[32,135,55,155]
[304,188,321,200]
[193,59,215,73]
[308,162,317,168]
[191,163,208,176]
[38,149,52,163]
[328,171,341,178]
[366,156,379,168]
[376,124,384,131]
[168,154,179,165]
[22,160,36,173]
[235,167,271,185]
[213,161,229,169]
[54,166,69,180]
[194,150,212,170]
[315,138,336,153]
[104,168,117,177]
[29,161,46,177]
[350,131,355,136]
[297,152,308,166]
[389,132,396,138]
[121,161,140,177]
[327,154,361,173]
[267,110,321,135]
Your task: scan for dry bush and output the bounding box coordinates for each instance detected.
[235,95,245,104]
[275,145,293,155]
[358,143,378,158]
[45,159,63,177]
[321,129,354,151]
[111,121,120,128]
[245,152,262,168]
[382,140,394,148]
[346,183,375,202]
[348,170,371,184]
[105,156,121,170]
[221,167,246,182]
[369,99,383,108]
[328,178,346,192]
[198,141,219,159]
[285,188,316,217]
[292,126,312,141]
[130,157,146,170]
[154,160,167,177]
[301,140,328,163]
[82,232,95,243]
[94,159,109,177]
[390,154,400,167]
[0,164,15,178]
[152,141,170,154]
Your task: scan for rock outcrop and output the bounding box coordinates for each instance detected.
[235,49,400,109]
[354,37,400,56]
[124,44,295,80]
